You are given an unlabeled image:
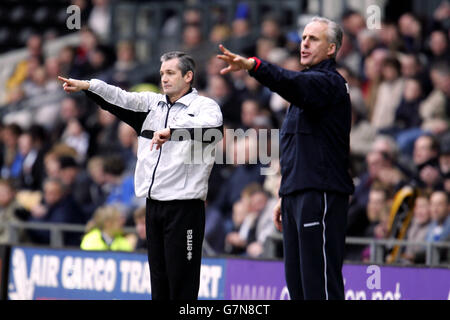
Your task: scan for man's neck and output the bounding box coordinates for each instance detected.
[167,87,191,105]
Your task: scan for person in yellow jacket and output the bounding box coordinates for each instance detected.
[80,205,132,252]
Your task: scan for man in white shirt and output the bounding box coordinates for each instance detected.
[59,51,223,300]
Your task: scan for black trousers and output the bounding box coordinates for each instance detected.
[145,198,205,300]
[281,190,348,300]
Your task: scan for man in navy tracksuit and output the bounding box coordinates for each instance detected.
[218,17,354,300]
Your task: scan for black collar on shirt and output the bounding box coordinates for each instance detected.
[304,58,336,72]
[166,87,193,105]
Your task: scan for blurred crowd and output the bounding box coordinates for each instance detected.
[0,0,449,265]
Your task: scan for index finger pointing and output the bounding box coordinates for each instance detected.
[58,76,69,82]
[219,44,235,58]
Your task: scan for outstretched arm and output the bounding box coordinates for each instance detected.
[58,76,151,134]
[58,76,159,113]
[58,76,90,92]
[217,44,255,74]
[217,45,340,110]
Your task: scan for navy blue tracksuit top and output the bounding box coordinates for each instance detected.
[249,58,355,197]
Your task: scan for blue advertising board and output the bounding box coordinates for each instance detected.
[7,246,226,300]
[7,246,450,300]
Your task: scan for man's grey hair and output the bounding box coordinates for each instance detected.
[310,16,343,59]
[160,51,196,84]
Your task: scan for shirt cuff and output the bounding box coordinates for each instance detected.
[249,57,262,72]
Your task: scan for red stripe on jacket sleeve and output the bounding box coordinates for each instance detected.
[249,57,261,72]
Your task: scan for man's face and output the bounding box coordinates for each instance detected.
[367,190,386,222]
[44,181,63,206]
[160,58,191,97]
[414,197,430,225]
[300,21,335,67]
[413,136,436,165]
[0,184,14,207]
[429,192,449,223]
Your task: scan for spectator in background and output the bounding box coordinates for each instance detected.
[427,29,449,64]
[84,156,107,214]
[86,107,121,156]
[390,77,426,156]
[71,0,92,26]
[91,46,112,78]
[101,41,140,88]
[412,134,443,192]
[224,183,268,255]
[338,64,376,168]
[240,98,261,130]
[58,45,76,77]
[27,178,84,246]
[206,123,235,205]
[51,96,83,140]
[44,56,63,93]
[439,133,450,194]
[341,10,366,44]
[336,33,361,76]
[360,185,391,262]
[371,56,405,131]
[128,206,147,251]
[378,21,405,53]
[246,164,282,258]
[400,53,432,96]
[361,48,389,120]
[179,24,215,80]
[403,193,431,264]
[425,190,450,243]
[394,77,424,130]
[398,13,423,53]
[102,154,136,223]
[58,155,95,222]
[6,34,43,97]
[117,121,138,174]
[420,62,450,134]
[255,37,277,62]
[206,74,242,128]
[209,24,232,46]
[17,128,46,190]
[42,144,78,182]
[205,135,265,253]
[80,205,132,251]
[351,151,390,209]
[356,29,379,77]
[71,27,100,79]
[241,73,272,111]
[260,14,286,48]
[0,179,30,244]
[269,55,303,127]
[61,119,90,164]
[88,0,111,42]
[222,16,256,56]
[22,66,56,98]
[0,123,23,181]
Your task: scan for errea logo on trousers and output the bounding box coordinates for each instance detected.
[187,229,193,260]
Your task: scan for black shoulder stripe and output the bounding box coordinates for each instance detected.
[170,125,223,143]
[84,90,149,135]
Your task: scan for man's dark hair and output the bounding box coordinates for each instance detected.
[383,56,402,75]
[103,155,125,176]
[420,133,441,155]
[160,51,196,85]
[4,123,22,137]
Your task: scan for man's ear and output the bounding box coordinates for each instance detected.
[328,43,336,57]
[184,70,193,83]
